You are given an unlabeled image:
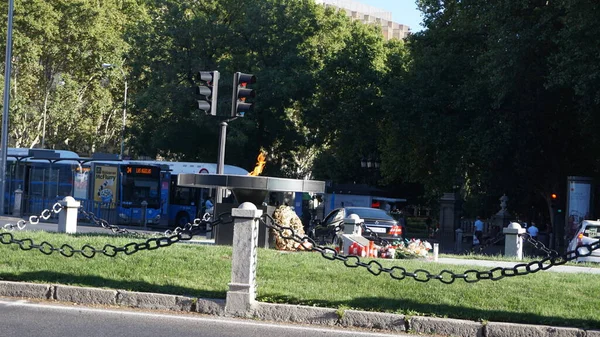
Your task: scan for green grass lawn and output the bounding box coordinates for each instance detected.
[0,230,599,329]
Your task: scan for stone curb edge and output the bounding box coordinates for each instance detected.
[0,281,598,337]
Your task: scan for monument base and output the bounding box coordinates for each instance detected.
[213,203,275,248]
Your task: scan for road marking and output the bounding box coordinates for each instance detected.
[0,299,397,336]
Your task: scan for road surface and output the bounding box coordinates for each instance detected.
[0,298,407,337]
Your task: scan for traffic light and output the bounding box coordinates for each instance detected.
[551,193,562,213]
[196,71,219,116]
[231,72,256,117]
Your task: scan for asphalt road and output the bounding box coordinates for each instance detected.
[0,298,406,337]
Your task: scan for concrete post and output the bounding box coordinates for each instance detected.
[503,222,525,260]
[341,215,362,254]
[454,228,463,252]
[12,188,22,217]
[433,243,439,262]
[58,196,80,234]
[439,192,458,251]
[225,202,263,317]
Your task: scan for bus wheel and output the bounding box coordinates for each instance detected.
[175,213,190,227]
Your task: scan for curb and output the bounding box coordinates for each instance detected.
[0,280,598,337]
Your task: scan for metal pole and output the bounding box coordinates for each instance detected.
[120,69,127,159]
[0,0,15,215]
[216,121,227,203]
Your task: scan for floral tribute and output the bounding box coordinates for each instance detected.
[379,239,433,259]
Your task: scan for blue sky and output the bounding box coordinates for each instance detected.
[355,0,424,32]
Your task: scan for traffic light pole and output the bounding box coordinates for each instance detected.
[214,71,254,202]
[216,116,238,203]
[216,121,227,203]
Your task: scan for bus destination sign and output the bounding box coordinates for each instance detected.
[124,165,158,177]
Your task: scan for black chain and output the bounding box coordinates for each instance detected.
[521,233,559,257]
[469,232,504,254]
[261,214,600,283]
[0,212,233,258]
[327,220,392,247]
[358,223,391,247]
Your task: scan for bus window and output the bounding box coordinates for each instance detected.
[121,165,161,209]
[172,186,196,206]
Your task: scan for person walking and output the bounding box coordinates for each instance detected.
[527,222,539,240]
[474,216,484,246]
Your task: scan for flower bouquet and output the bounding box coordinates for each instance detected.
[380,238,432,259]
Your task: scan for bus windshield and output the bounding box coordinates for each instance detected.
[121,166,161,209]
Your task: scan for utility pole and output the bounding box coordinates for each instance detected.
[0,0,15,215]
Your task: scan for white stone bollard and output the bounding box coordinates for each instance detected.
[503,222,525,260]
[225,202,262,317]
[341,214,363,254]
[433,243,439,262]
[58,196,80,234]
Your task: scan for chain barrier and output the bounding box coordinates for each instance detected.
[2,202,63,231]
[0,207,233,258]
[358,223,390,247]
[520,233,559,257]
[328,220,391,247]
[261,214,600,283]
[469,232,505,254]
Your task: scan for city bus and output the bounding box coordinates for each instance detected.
[127,160,249,227]
[4,148,163,226]
[4,148,250,227]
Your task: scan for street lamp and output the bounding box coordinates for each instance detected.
[360,156,381,186]
[101,62,128,159]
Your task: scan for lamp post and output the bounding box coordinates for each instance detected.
[0,0,15,214]
[101,63,128,159]
[360,156,380,186]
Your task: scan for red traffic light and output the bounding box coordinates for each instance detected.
[551,193,558,200]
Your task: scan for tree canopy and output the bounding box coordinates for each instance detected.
[1,0,600,218]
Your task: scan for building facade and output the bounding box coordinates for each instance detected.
[315,0,411,40]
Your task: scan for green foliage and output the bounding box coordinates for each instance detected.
[0,0,133,153]
[2,0,600,219]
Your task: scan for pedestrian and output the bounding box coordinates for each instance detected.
[527,222,539,240]
[204,197,214,214]
[474,216,484,246]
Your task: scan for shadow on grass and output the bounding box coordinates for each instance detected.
[257,294,600,330]
[0,271,225,300]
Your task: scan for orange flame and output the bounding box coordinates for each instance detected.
[248,150,267,176]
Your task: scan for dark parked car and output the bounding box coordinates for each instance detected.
[309,207,401,244]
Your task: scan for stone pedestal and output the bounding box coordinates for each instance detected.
[225,202,263,317]
[214,203,274,248]
[503,222,525,260]
[58,196,80,234]
[341,215,362,254]
[439,192,459,251]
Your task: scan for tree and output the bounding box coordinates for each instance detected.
[0,0,134,154]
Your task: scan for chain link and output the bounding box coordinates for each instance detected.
[2,202,63,231]
[469,232,505,254]
[520,233,559,257]
[261,214,600,283]
[0,209,233,258]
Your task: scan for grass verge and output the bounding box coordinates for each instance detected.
[0,230,598,329]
